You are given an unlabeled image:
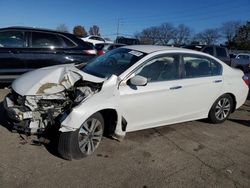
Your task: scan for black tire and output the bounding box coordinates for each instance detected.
[58,112,104,160]
[208,94,233,124]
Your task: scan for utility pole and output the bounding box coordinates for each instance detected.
[116,18,120,38]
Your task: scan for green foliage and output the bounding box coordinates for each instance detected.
[233,21,250,50]
[73,25,88,37]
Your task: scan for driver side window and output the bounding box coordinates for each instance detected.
[135,55,180,82]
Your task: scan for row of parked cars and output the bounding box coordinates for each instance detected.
[183,45,250,73]
[1,26,249,84]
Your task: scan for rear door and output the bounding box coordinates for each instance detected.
[24,31,67,70]
[0,30,27,82]
[180,53,223,116]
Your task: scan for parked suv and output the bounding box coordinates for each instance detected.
[0,27,97,83]
[231,53,250,73]
[183,45,231,66]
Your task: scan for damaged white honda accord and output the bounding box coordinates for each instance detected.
[4,45,249,160]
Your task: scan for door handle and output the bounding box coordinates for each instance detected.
[170,86,182,90]
[9,50,20,54]
[213,80,222,83]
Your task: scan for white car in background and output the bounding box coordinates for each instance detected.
[236,53,250,60]
[4,45,249,160]
[81,35,113,45]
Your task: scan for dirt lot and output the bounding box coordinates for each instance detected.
[0,89,249,188]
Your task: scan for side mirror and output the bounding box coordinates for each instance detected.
[129,75,148,86]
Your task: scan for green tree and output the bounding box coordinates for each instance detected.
[221,21,241,48]
[233,21,250,50]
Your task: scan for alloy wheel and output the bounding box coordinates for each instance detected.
[215,97,231,121]
[78,118,103,155]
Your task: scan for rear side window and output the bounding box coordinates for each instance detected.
[183,55,222,78]
[0,31,25,48]
[61,36,76,48]
[216,47,227,57]
[202,47,214,55]
[90,36,105,42]
[31,32,63,48]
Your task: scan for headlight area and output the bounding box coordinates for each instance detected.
[4,81,102,135]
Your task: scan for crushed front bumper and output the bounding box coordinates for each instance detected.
[4,95,43,134]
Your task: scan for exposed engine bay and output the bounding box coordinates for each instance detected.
[4,80,102,134]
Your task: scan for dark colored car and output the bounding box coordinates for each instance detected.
[115,36,140,45]
[95,43,125,55]
[0,27,97,83]
[183,45,231,66]
[231,53,250,73]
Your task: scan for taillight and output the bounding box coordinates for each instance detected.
[83,49,97,55]
[97,50,105,55]
[242,75,249,86]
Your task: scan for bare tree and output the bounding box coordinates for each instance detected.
[73,25,88,37]
[56,24,69,33]
[135,23,175,45]
[221,21,241,48]
[89,25,101,36]
[135,26,161,44]
[158,23,175,45]
[194,29,220,45]
[173,24,192,46]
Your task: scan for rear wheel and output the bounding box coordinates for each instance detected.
[208,94,233,124]
[58,112,104,160]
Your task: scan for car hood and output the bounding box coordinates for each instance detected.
[12,64,105,96]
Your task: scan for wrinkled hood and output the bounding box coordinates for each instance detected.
[12,64,105,96]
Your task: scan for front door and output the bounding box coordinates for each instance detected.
[119,54,185,131]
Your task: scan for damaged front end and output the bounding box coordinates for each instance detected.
[4,65,103,135]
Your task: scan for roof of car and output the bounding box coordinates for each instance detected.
[236,53,250,56]
[122,45,193,54]
[0,26,71,35]
[183,44,227,49]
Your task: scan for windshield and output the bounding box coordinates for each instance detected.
[82,48,146,78]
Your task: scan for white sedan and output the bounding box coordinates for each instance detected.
[4,45,249,160]
[81,35,113,45]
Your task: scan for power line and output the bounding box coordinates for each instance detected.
[121,4,248,26]
[121,0,243,22]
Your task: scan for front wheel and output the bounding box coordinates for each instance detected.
[58,112,104,160]
[208,94,233,124]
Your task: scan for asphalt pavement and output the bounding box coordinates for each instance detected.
[0,89,249,188]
